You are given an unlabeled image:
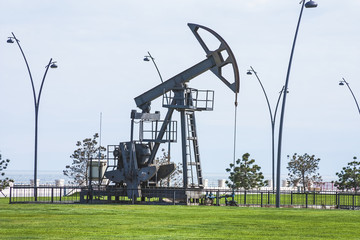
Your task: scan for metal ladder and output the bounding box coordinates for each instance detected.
[186,111,203,188]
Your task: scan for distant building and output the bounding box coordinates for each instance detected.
[312,182,336,191]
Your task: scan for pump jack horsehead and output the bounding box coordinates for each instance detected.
[104,23,240,199]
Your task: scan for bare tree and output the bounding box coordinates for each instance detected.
[155,149,182,187]
[63,133,106,186]
[287,153,322,192]
[0,153,13,194]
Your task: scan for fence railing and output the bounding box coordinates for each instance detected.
[9,186,82,203]
[205,190,360,209]
[8,186,360,209]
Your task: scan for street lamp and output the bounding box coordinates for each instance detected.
[143,51,164,83]
[143,51,169,105]
[339,78,360,116]
[247,66,287,191]
[276,0,317,208]
[7,32,57,201]
[143,51,172,186]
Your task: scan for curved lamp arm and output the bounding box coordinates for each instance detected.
[276,0,317,207]
[340,78,360,116]
[11,32,37,107]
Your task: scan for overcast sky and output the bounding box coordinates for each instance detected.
[0,0,359,183]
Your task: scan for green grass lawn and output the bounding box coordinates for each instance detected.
[1,198,360,239]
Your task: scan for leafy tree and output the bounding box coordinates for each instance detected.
[225,153,267,190]
[63,133,106,186]
[0,153,14,192]
[287,153,322,192]
[334,157,360,193]
[155,149,182,187]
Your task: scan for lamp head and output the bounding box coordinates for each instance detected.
[50,62,58,68]
[143,57,150,62]
[305,0,318,8]
[46,61,58,69]
[339,81,345,86]
[246,70,252,75]
[7,37,14,43]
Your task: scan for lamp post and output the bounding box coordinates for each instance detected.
[276,0,317,208]
[247,66,286,191]
[7,32,57,201]
[339,78,360,116]
[143,51,171,186]
[144,51,164,83]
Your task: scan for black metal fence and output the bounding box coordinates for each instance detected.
[9,186,82,204]
[8,186,360,209]
[204,189,360,209]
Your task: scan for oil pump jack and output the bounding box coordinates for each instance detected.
[104,23,240,200]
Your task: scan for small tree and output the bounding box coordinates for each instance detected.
[287,153,322,192]
[155,149,182,187]
[63,133,106,186]
[334,157,360,193]
[0,153,14,192]
[225,153,267,190]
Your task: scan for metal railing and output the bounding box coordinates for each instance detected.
[9,186,82,203]
[203,189,360,209]
[8,186,360,209]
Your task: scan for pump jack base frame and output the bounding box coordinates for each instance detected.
[79,186,204,205]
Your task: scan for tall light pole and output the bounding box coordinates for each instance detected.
[247,66,286,191]
[143,51,172,186]
[339,78,360,116]
[144,51,163,83]
[276,0,317,208]
[7,33,57,201]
